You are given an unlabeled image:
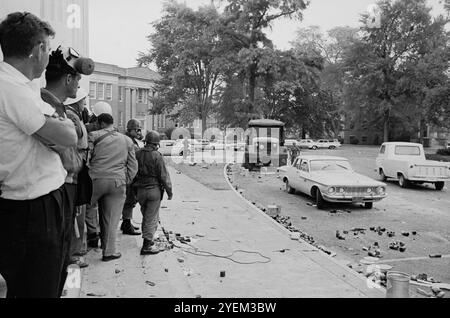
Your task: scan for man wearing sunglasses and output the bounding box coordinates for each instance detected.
[0,12,78,298]
[121,119,144,235]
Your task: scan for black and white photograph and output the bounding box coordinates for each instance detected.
[0,0,449,304]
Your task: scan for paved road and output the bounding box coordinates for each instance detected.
[232,145,450,288]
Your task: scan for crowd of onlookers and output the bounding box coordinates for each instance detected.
[0,12,172,298]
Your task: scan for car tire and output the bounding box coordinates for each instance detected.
[364,202,373,209]
[312,146,318,150]
[285,180,295,194]
[379,169,387,182]
[329,146,336,150]
[315,188,326,210]
[398,174,409,188]
[435,182,445,191]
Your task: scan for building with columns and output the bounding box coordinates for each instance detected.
[89,61,177,135]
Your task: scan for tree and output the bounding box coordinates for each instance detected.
[219,0,309,118]
[342,0,449,142]
[138,2,228,133]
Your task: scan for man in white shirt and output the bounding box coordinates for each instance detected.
[0,12,77,298]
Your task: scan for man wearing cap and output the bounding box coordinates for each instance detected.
[134,131,173,255]
[120,119,144,236]
[0,12,78,298]
[64,89,90,269]
[40,46,94,294]
[88,113,138,261]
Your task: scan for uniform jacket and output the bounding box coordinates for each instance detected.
[133,145,173,197]
[88,127,138,185]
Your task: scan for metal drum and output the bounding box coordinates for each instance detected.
[386,271,410,298]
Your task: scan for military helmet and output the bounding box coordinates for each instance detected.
[92,101,112,117]
[145,130,161,145]
[127,119,141,131]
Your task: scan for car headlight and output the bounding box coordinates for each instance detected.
[376,186,385,194]
[337,187,345,194]
[367,188,373,193]
[328,187,336,194]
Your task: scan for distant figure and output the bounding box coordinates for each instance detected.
[290,142,301,165]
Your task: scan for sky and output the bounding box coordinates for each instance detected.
[89,0,446,68]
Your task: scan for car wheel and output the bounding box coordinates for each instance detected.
[329,146,336,150]
[364,202,373,209]
[285,180,295,194]
[315,188,326,210]
[379,169,387,182]
[398,174,409,188]
[435,182,445,191]
[312,146,318,150]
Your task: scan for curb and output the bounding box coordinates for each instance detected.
[223,163,386,297]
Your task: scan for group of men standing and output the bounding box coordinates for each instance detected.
[0,12,173,298]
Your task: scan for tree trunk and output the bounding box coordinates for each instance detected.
[383,115,389,142]
[202,115,207,135]
[248,63,257,117]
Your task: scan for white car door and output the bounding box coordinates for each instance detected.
[296,159,311,194]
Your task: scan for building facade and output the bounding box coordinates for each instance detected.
[89,61,177,134]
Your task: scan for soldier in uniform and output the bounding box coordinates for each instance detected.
[120,119,144,235]
[133,131,173,255]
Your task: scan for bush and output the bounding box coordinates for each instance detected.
[437,148,450,156]
[350,137,359,145]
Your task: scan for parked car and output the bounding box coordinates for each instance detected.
[316,139,342,149]
[279,155,387,209]
[285,139,300,147]
[298,139,317,150]
[159,140,177,156]
[376,142,450,190]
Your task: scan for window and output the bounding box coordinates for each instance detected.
[97,83,105,100]
[395,146,420,156]
[89,82,96,99]
[106,84,112,100]
[138,89,147,104]
[119,87,124,102]
[379,145,386,154]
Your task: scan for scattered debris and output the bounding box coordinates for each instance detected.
[412,231,417,235]
[177,258,185,263]
[429,254,442,258]
[220,271,226,278]
[417,288,434,297]
[145,281,156,287]
[401,231,410,237]
[183,269,194,276]
[336,231,346,240]
[301,216,307,220]
[290,232,301,240]
[389,241,406,252]
[176,171,182,174]
[86,292,106,297]
[114,269,123,274]
[387,231,395,238]
[164,268,169,273]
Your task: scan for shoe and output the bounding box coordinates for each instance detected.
[141,239,159,255]
[73,250,88,257]
[121,220,141,236]
[121,219,140,231]
[69,258,89,268]
[102,253,122,262]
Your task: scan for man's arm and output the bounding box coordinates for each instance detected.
[34,115,77,148]
[125,139,138,184]
[157,156,173,199]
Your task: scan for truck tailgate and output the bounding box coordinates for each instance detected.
[412,164,450,178]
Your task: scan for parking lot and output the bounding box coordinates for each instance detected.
[229,145,450,286]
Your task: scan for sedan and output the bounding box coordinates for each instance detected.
[279,155,387,209]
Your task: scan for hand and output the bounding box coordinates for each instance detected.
[168,194,173,201]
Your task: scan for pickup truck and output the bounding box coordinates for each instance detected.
[376,142,450,190]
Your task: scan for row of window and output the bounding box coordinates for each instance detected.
[90,84,155,104]
[90,82,112,101]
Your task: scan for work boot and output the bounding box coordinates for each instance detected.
[87,233,100,248]
[120,219,140,231]
[140,239,159,255]
[121,220,141,235]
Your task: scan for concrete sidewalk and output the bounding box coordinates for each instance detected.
[80,166,385,298]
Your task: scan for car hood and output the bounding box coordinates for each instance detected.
[310,171,385,187]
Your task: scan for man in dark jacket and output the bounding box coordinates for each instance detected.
[133,131,173,255]
[120,119,143,235]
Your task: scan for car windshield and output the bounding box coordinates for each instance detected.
[310,160,352,171]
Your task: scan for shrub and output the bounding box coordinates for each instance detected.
[437,148,450,156]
